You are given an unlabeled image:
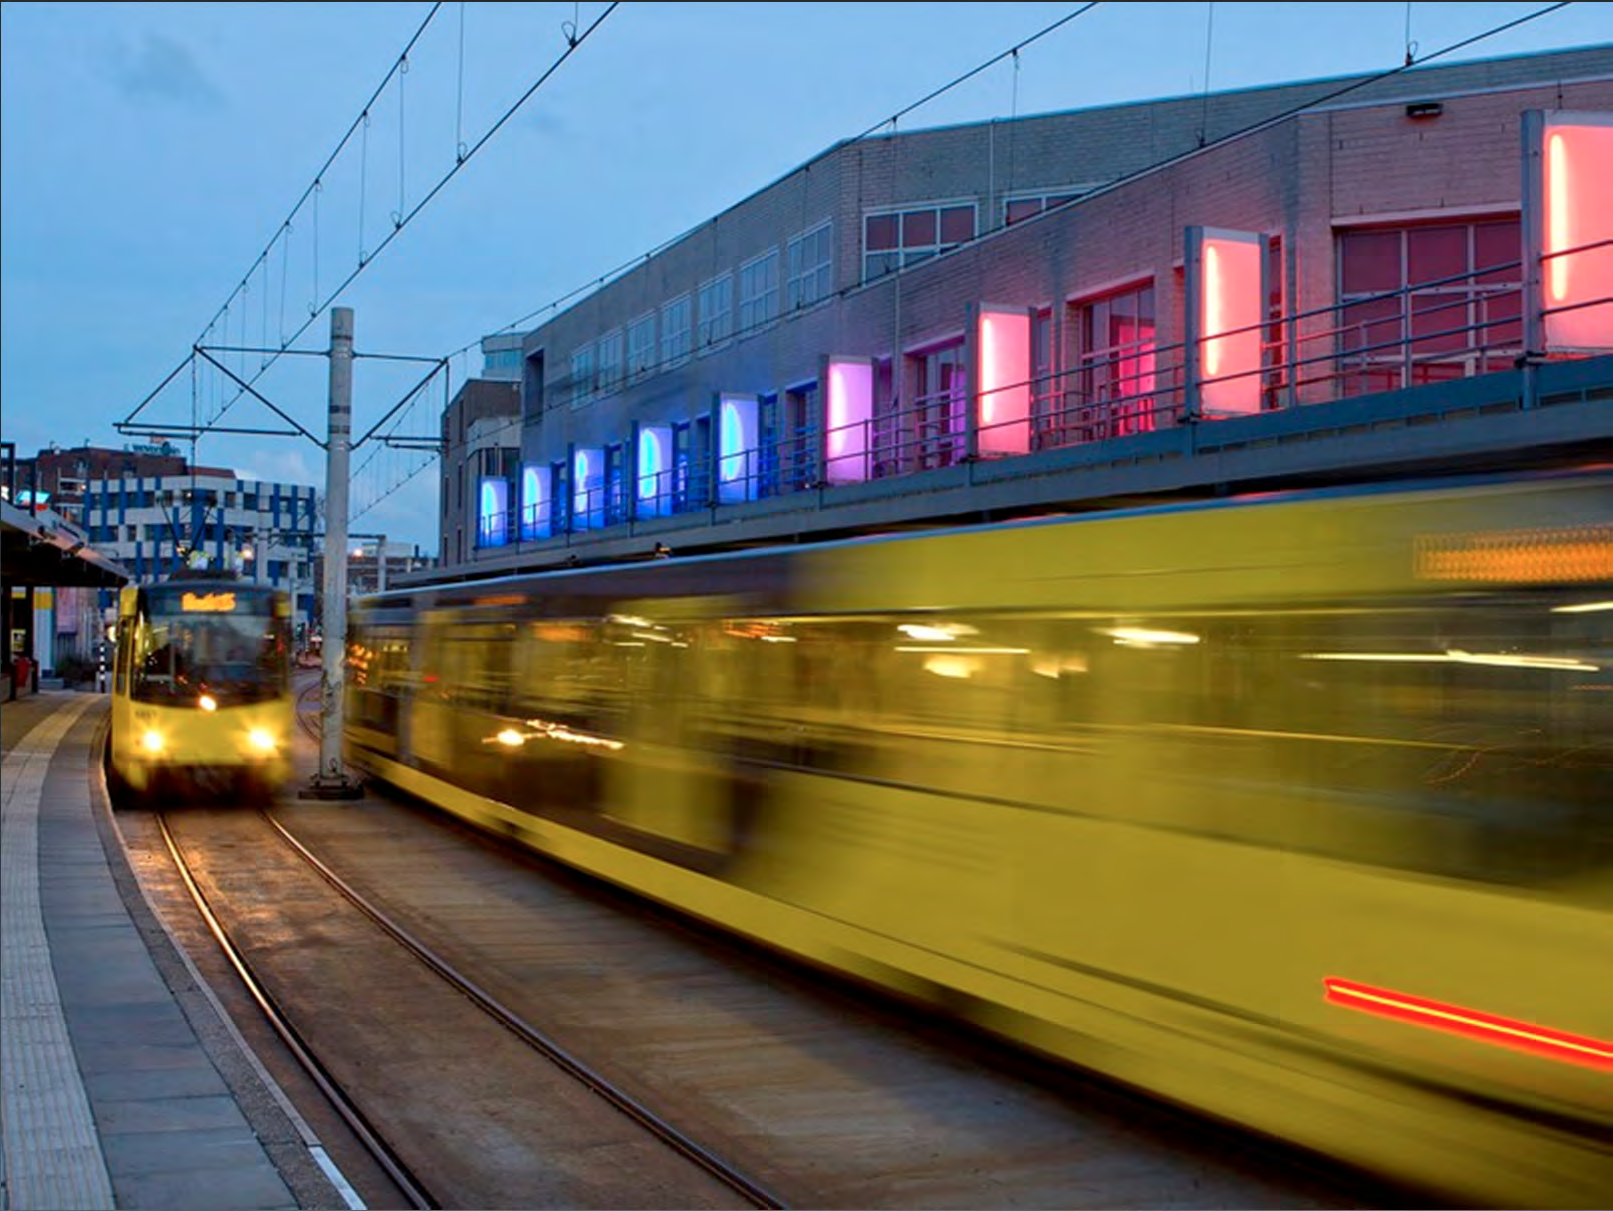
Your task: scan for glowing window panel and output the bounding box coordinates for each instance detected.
[572,448,603,531]
[1194,228,1264,416]
[1324,978,1613,1072]
[1540,115,1613,351]
[520,464,548,540]
[478,477,509,546]
[637,426,672,516]
[718,394,758,504]
[978,308,1031,456]
[825,360,873,483]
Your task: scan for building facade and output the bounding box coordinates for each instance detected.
[434,46,1611,581]
[80,469,321,639]
[8,441,214,518]
[439,376,521,566]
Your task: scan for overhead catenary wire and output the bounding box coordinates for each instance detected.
[358,1,1578,531]
[123,2,619,439]
[455,0,1574,371]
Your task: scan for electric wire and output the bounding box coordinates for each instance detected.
[123,3,618,441]
[360,1,1576,532]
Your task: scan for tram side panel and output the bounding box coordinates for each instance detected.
[343,474,1612,1207]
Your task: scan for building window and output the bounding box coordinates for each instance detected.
[597,328,624,393]
[1030,308,1058,448]
[738,250,780,334]
[786,221,833,311]
[627,313,657,380]
[1066,281,1158,442]
[760,383,819,496]
[1336,217,1522,396]
[863,203,976,281]
[697,274,732,349]
[571,343,596,409]
[911,341,968,469]
[1003,190,1087,227]
[661,294,692,367]
[1263,235,1286,410]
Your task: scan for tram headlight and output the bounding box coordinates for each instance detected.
[246,728,278,754]
[140,730,165,754]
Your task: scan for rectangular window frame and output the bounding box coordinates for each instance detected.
[862,201,977,282]
[627,312,657,381]
[570,343,596,410]
[597,328,624,394]
[786,220,834,312]
[697,273,733,350]
[738,249,781,334]
[661,293,693,366]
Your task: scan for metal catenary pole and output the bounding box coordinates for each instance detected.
[303,306,362,798]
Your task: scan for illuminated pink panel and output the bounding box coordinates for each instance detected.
[1199,230,1264,416]
[1542,117,1613,351]
[978,308,1030,456]
[825,359,873,484]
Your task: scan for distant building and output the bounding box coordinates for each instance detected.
[439,377,521,566]
[432,45,1612,582]
[344,538,436,597]
[81,467,321,639]
[8,440,221,520]
[479,332,524,382]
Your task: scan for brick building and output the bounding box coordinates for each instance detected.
[435,46,1611,581]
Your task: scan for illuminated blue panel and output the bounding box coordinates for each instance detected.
[520,464,548,540]
[718,394,758,505]
[479,477,509,546]
[637,426,672,518]
[573,447,604,530]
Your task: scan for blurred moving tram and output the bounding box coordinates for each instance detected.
[108,573,294,800]
[345,470,1612,1208]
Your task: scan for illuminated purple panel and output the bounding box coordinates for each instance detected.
[479,477,509,546]
[1197,229,1264,416]
[1541,116,1613,351]
[573,447,603,530]
[520,464,548,540]
[637,426,672,517]
[825,360,873,483]
[718,394,758,504]
[978,309,1031,456]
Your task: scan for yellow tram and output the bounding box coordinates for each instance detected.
[108,573,294,800]
[346,471,1611,1207]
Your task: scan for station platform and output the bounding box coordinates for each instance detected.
[1,691,354,1211]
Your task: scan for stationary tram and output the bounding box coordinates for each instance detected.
[108,573,294,799]
[345,471,1612,1207]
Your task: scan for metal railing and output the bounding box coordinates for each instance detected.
[475,237,1609,552]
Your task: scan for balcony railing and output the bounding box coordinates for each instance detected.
[475,237,1609,553]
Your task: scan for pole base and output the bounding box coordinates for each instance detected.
[298,773,365,801]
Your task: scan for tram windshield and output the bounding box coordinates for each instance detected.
[131,584,290,705]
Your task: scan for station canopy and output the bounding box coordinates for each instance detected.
[1,498,129,588]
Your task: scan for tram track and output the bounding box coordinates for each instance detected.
[153,809,435,1208]
[153,802,778,1209]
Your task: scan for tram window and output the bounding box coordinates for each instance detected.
[437,622,516,713]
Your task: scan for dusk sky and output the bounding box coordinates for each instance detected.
[3,2,1608,550]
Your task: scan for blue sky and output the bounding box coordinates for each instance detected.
[3,2,1608,550]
